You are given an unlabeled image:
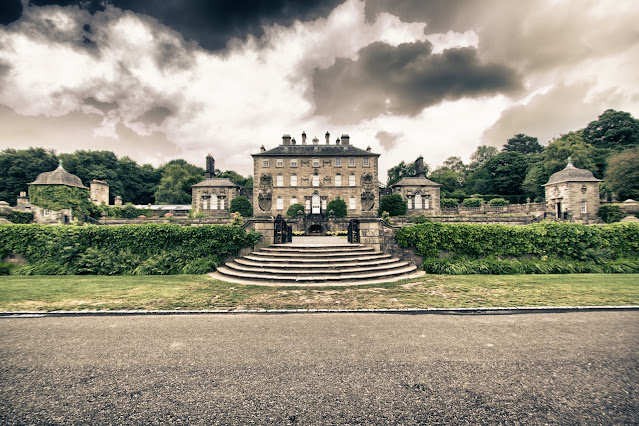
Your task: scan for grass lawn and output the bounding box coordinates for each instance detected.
[0,274,638,311]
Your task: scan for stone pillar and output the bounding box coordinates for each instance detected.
[16,191,28,208]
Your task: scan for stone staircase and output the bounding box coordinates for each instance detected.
[211,243,424,286]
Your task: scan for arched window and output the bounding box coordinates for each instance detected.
[414,193,422,209]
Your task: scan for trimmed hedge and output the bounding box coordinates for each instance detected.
[396,222,639,273]
[7,210,33,224]
[0,224,261,275]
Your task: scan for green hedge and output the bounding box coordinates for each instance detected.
[396,222,639,273]
[7,210,33,224]
[0,224,261,275]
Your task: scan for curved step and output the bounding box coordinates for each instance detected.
[223,260,411,276]
[249,250,383,259]
[234,257,400,269]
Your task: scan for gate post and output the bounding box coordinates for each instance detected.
[348,219,360,243]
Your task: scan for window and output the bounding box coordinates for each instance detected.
[262,159,269,167]
[363,157,370,167]
[43,209,50,216]
[322,198,327,211]
[290,159,297,168]
[581,200,587,214]
[335,158,342,167]
[312,175,320,187]
[219,198,225,210]
[290,174,297,187]
[348,157,355,167]
[276,159,283,167]
[407,198,413,210]
[415,194,422,209]
[349,196,356,210]
[202,198,208,210]
[305,199,311,210]
[211,194,218,210]
[276,175,283,187]
[276,197,283,210]
[335,174,342,187]
[291,196,297,206]
[424,196,430,210]
[349,174,356,187]
[312,158,320,167]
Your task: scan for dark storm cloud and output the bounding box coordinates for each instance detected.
[19,0,345,51]
[135,106,172,126]
[313,41,521,123]
[375,130,401,151]
[83,97,119,113]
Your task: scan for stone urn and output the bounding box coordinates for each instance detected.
[0,201,12,223]
[620,199,639,214]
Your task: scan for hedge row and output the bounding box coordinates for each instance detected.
[396,222,639,262]
[0,224,261,275]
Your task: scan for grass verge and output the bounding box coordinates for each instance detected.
[0,274,638,311]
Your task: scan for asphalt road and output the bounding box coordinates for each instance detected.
[1,312,638,424]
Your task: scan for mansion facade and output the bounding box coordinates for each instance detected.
[252,132,380,217]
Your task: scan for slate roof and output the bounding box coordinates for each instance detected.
[191,178,240,188]
[252,144,379,157]
[543,162,601,186]
[392,176,441,187]
[30,164,88,189]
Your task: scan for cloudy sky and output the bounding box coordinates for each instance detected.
[1,0,638,180]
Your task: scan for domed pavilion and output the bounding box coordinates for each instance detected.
[542,159,601,221]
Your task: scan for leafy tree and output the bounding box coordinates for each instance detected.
[487,197,509,206]
[429,167,464,194]
[440,198,459,208]
[442,156,467,173]
[481,151,530,195]
[286,203,305,218]
[386,161,416,187]
[0,148,58,204]
[326,197,347,217]
[219,170,253,188]
[378,194,407,216]
[597,205,626,223]
[583,109,639,151]
[503,134,543,155]
[230,196,253,217]
[461,197,483,207]
[521,165,546,201]
[542,131,607,178]
[469,145,499,170]
[605,146,639,200]
[154,160,204,204]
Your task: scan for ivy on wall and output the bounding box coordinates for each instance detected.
[28,185,93,218]
[0,224,261,275]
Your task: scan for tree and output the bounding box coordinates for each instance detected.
[326,197,347,217]
[442,156,467,173]
[481,151,530,195]
[583,109,639,151]
[469,145,499,170]
[154,160,204,204]
[605,147,639,200]
[219,170,252,188]
[542,131,607,178]
[378,194,407,216]
[230,196,253,217]
[429,167,464,195]
[0,147,59,204]
[503,134,543,155]
[286,203,305,218]
[386,161,416,187]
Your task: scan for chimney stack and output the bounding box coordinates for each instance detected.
[282,134,291,145]
[341,134,350,145]
[205,154,215,178]
[325,131,330,145]
[302,131,307,144]
[415,156,425,177]
[260,145,266,152]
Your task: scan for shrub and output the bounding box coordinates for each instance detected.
[440,198,459,208]
[408,215,431,224]
[461,197,483,208]
[7,211,33,224]
[0,262,11,275]
[286,203,306,218]
[0,224,261,275]
[327,197,347,217]
[230,196,253,217]
[381,211,392,225]
[598,204,626,223]
[378,194,407,217]
[487,198,509,206]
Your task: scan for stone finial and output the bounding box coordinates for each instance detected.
[325,131,330,144]
[302,131,307,144]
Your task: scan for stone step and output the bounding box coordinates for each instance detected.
[234,257,400,269]
[249,250,383,259]
[242,253,392,263]
[215,264,418,284]
[223,260,411,276]
[259,245,374,253]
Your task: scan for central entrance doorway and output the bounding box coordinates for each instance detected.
[311,192,321,214]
